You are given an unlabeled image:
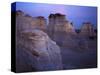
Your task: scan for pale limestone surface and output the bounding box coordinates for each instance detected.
[16,29,62,71]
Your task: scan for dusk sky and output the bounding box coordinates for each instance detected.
[13,2,97,29]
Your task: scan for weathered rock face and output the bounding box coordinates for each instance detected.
[16,10,47,32]
[80,22,96,37]
[48,14,76,31]
[35,16,47,31]
[16,29,62,72]
[64,21,76,34]
[48,13,76,40]
[47,13,76,49]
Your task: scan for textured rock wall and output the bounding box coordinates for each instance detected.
[16,10,47,32]
[80,22,96,37]
[16,11,63,72]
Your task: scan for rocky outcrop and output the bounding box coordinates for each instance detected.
[16,10,47,32]
[16,29,62,72]
[47,13,77,49]
[48,13,76,39]
[35,16,47,31]
[80,22,96,38]
[15,11,63,72]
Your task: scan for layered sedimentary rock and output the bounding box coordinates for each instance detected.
[35,16,47,31]
[48,13,76,48]
[16,29,62,71]
[48,13,76,38]
[16,10,47,32]
[80,22,96,38]
[16,11,63,72]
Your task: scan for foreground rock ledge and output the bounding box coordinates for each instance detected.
[16,29,63,72]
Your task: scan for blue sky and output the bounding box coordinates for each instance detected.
[12,2,97,29]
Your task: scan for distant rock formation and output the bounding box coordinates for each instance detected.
[16,10,25,16]
[80,22,96,38]
[16,10,47,32]
[47,13,76,48]
[48,13,76,36]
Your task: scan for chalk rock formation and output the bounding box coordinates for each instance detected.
[80,22,96,38]
[48,13,76,39]
[47,13,76,48]
[35,16,47,31]
[16,29,62,72]
[16,10,46,32]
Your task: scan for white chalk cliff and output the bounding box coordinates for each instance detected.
[16,29,62,71]
[16,11,62,72]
